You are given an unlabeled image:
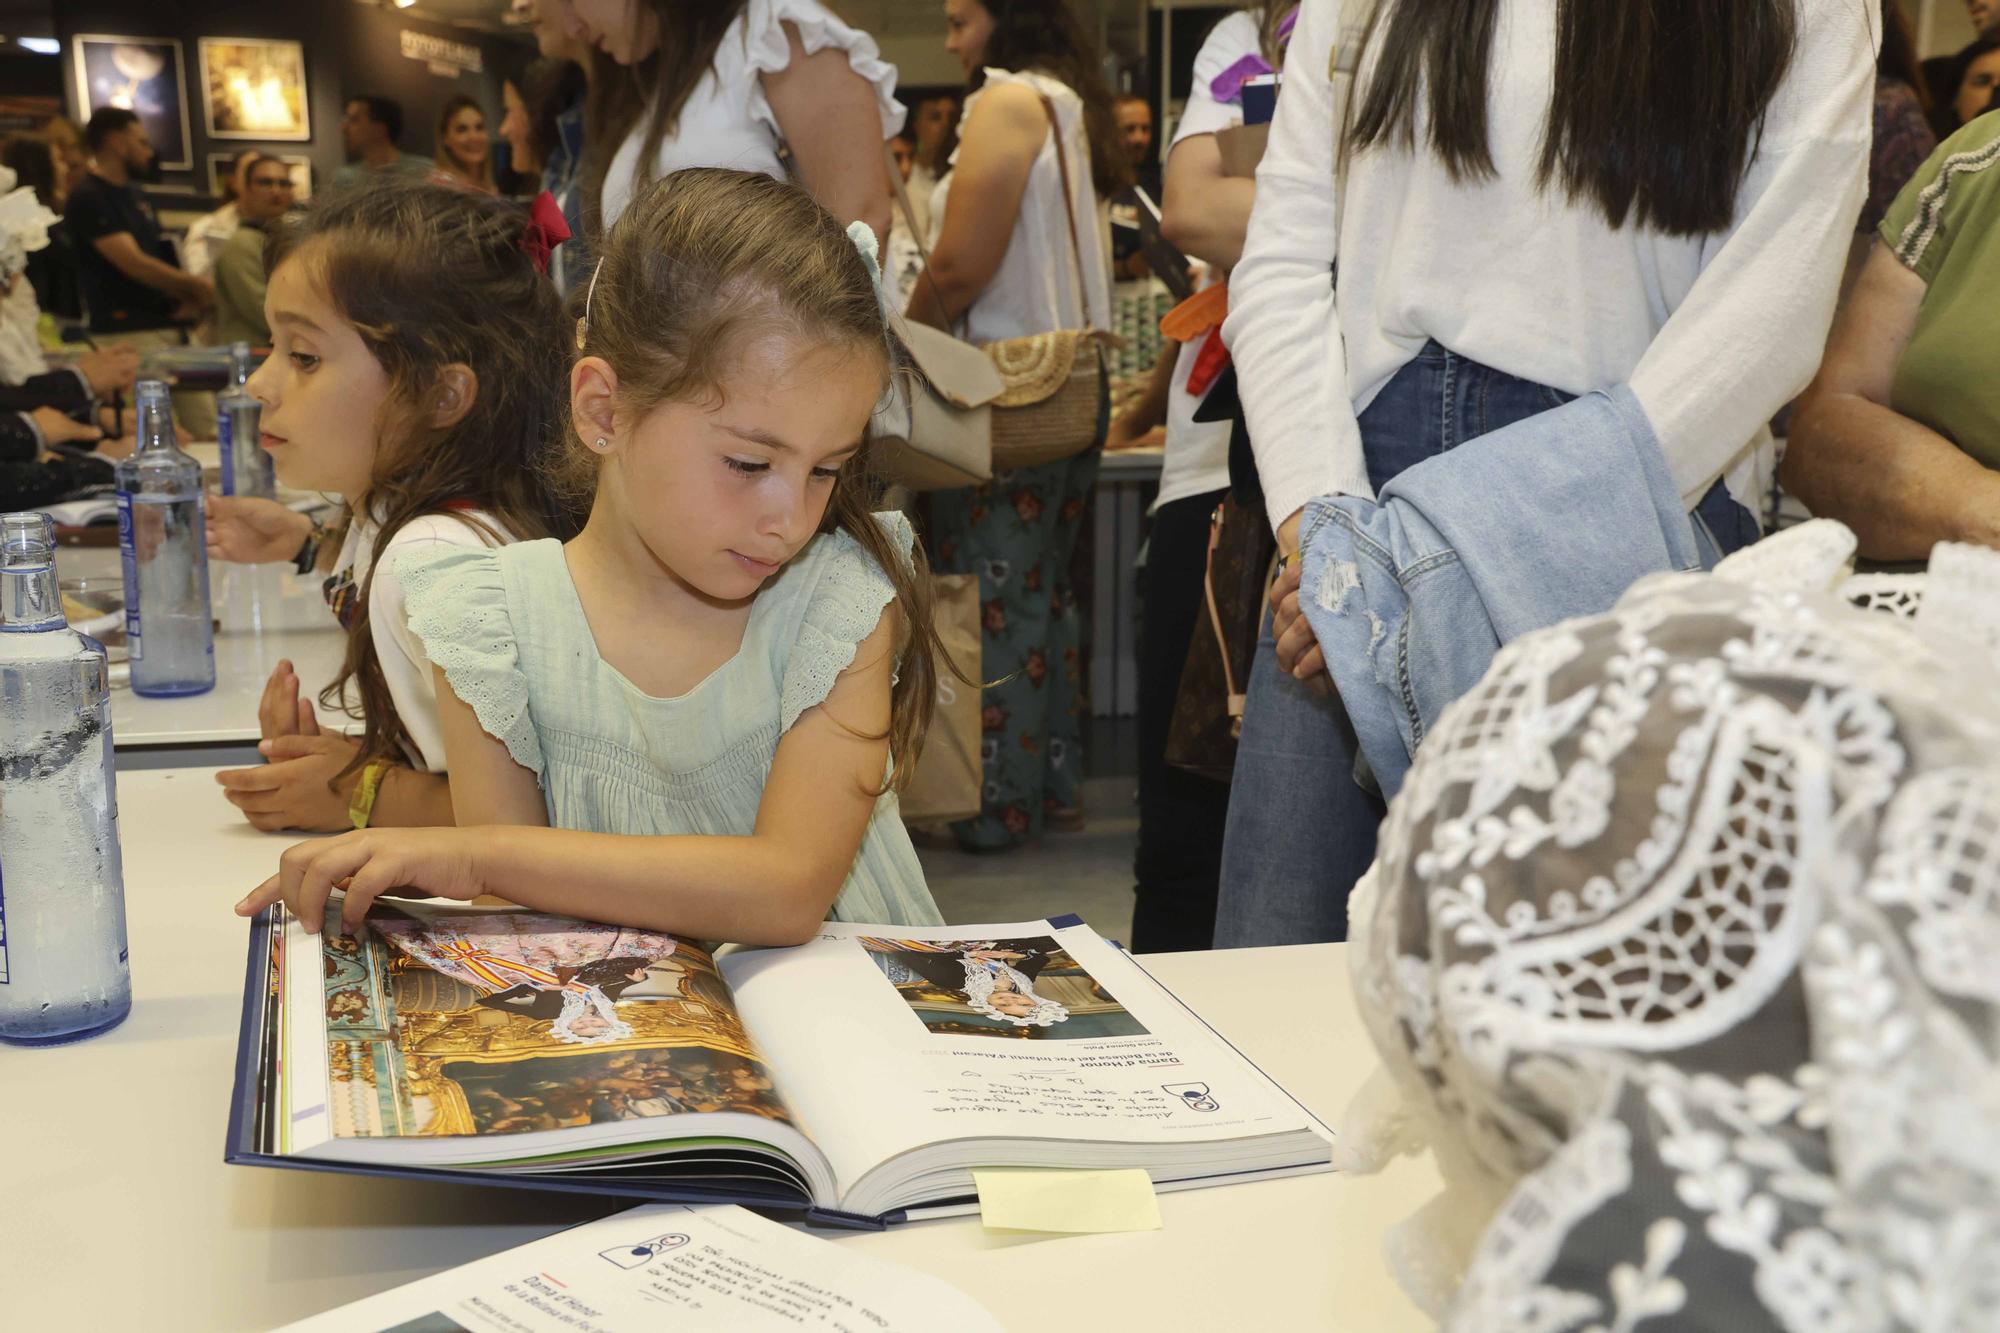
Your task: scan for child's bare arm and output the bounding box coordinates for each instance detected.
[243,612,901,944]
[433,664,549,827]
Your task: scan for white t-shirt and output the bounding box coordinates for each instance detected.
[1154,11,1261,512]
[336,511,511,772]
[1223,0,1876,533]
[928,68,1112,343]
[600,0,905,230]
[181,202,238,280]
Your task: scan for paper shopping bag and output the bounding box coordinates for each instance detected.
[898,573,983,825]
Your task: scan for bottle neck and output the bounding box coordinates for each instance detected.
[0,560,64,633]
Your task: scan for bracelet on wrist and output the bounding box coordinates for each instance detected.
[348,758,394,830]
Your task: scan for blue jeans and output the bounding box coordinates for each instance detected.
[1212,344,1754,947]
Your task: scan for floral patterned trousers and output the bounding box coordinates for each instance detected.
[927,444,1103,850]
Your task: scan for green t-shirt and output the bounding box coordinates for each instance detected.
[328,154,436,192]
[1878,114,2000,471]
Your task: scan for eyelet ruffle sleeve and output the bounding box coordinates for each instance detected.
[394,545,544,776]
[779,512,916,734]
[742,0,906,143]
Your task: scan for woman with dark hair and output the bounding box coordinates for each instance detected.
[565,0,900,241]
[1213,0,1875,946]
[434,94,497,194]
[903,0,1125,851]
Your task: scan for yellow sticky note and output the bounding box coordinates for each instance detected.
[972,1168,1163,1234]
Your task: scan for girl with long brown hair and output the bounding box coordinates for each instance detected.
[206,180,575,833]
[237,169,944,943]
[1215,0,1875,948]
[564,0,900,242]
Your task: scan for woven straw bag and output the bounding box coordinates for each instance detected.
[987,327,1111,470]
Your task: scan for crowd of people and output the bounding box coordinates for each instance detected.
[5,0,1998,1322]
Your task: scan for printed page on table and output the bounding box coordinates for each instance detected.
[280,903,825,1189]
[719,918,1328,1208]
[275,1203,1003,1333]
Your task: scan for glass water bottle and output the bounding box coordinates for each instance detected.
[115,380,215,696]
[216,342,274,500]
[0,512,132,1044]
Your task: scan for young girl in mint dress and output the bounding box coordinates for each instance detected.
[238,169,947,942]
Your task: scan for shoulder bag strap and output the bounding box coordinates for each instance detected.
[883,142,972,341]
[1033,89,1099,332]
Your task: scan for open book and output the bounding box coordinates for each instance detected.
[229,905,1333,1227]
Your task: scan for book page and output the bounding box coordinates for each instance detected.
[277,1203,1002,1333]
[280,903,825,1188]
[721,920,1328,1203]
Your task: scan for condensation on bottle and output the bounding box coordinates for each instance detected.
[0,511,132,1044]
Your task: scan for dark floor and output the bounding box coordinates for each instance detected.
[920,718,1140,945]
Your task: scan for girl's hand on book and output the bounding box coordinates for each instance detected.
[235,827,485,936]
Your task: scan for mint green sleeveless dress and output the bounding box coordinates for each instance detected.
[394,512,942,927]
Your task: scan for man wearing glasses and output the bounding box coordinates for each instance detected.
[211,154,296,348]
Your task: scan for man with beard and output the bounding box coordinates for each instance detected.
[63,109,210,348]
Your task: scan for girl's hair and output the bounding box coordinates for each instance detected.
[264,180,579,775]
[578,3,746,233]
[976,0,1132,197]
[434,93,496,192]
[1347,0,1799,237]
[554,167,948,791]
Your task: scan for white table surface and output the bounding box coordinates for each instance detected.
[3,768,1441,1331]
[58,539,352,752]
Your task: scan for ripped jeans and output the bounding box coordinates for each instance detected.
[1212,344,1756,947]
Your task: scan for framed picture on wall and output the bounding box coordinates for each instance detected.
[199,38,310,142]
[206,151,314,203]
[69,34,193,172]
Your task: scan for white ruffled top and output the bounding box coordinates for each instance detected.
[394,512,942,930]
[600,0,907,229]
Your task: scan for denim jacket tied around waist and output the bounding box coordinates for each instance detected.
[1297,384,1719,799]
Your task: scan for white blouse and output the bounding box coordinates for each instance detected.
[600,0,906,230]
[1223,0,1876,534]
[334,511,512,773]
[928,68,1112,344]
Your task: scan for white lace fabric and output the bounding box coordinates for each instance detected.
[1342,523,2000,1331]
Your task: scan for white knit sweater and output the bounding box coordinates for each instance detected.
[1223,0,1877,534]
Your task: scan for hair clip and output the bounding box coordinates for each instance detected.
[577,258,603,351]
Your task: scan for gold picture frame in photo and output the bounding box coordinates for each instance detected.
[199,37,310,142]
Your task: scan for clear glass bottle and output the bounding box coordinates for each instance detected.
[0,512,132,1044]
[115,379,215,696]
[216,342,274,500]
[214,345,280,634]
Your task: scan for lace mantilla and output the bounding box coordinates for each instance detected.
[1344,522,2000,1331]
